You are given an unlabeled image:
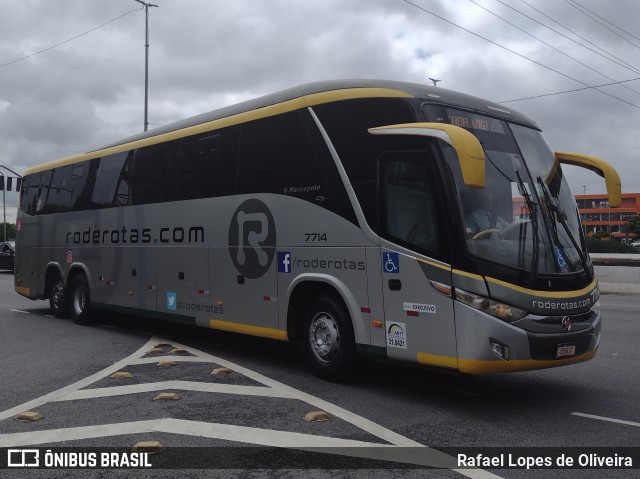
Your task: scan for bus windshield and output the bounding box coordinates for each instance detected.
[424,106,588,276]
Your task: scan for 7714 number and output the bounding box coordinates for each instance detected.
[305,233,328,242]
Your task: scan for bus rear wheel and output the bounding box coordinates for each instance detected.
[49,277,68,319]
[69,274,91,325]
[302,295,356,382]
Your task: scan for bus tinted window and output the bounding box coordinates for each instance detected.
[35,170,53,214]
[130,141,180,205]
[92,152,133,208]
[176,126,239,201]
[40,164,89,213]
[299,109,358,225]
[380,151,445,259]
[237,111,329,205]
[40,167,66,213]
[313,98,416,229]
[20,174,40,215]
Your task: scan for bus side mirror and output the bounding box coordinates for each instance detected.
[554,151,621,207]
[368,122,485,188]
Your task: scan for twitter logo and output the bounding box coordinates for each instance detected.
[167,292,177,310]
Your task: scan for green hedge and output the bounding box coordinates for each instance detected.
[586,238,639,253]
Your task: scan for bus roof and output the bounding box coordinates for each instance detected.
[24,79,537,176]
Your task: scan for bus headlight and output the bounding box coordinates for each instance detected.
[455,288,528,322]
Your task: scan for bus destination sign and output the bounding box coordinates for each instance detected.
[446,109,505,134]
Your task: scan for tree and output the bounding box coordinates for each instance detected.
[1,223,16,241]
[626,215,640,238]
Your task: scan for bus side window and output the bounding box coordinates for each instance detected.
[176,126,239,201]
[237,111,330,204]
[35,170,53,214]
[312,97,417,231]
[42,165,87,213]
[92,152,133,208]
[380,153,442,259]
[20,174,39,216]
[131,141,179,205]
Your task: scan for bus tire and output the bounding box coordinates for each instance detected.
[302,295,356,382]
[49,276,68,319]
[69,274,92,325]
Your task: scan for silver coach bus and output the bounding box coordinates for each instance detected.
[15,80,620,381]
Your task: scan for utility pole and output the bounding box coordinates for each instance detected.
[0,171,4,243]
[134,0,159,132]
[428,77,441,87]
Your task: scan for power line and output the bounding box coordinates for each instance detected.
[498,77,640,104]
[564,0,640,51]
[569,0,640,44]
[400,0,640,109]
[468,0,640,97]
[0,8,142,70]
[511,0,640,75]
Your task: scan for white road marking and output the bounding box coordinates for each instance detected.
[572,412,640,428]
[9,309,30,314]
[0,419,386,449]
[0,418,468,469]
[56,381,294,401]
[0,335,502,478]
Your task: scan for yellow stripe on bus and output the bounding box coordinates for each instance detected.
[416,352,458,369]
[417,349,597,373]
[209,319,288,341]
[15,286,31,298]
[416,256,452,272]
[484,276,598,299]
[452,268,483,281]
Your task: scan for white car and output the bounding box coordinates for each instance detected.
[631,241,640,248]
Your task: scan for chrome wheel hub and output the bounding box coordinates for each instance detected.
[52,282,64,309]
[308,312,340,363]
[72,284,86,316]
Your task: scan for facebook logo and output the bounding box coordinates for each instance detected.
[166,292,177,310]
[277,251,292,273]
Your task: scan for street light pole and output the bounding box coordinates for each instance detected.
[1,171,5,243]
[134,0,159,132]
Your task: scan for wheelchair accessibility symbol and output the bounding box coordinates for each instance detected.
[382,252,400,274]
[553,246,569,272]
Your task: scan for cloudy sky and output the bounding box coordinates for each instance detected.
[1,0,639,222]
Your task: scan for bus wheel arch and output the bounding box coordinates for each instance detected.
[46,265,67,318]
[287,281,357,382]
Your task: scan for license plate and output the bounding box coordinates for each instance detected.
[557,343,576,358]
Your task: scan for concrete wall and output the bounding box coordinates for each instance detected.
[590,254,640,294]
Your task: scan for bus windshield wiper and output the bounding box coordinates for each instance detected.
[515,170,539,280]
[536,177,592,280]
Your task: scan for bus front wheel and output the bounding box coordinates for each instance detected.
[302,295,356,382]
[69,274,91,325]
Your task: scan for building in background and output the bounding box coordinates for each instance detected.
[576,192,640,240]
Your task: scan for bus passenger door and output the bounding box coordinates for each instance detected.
[379,151,457,369]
